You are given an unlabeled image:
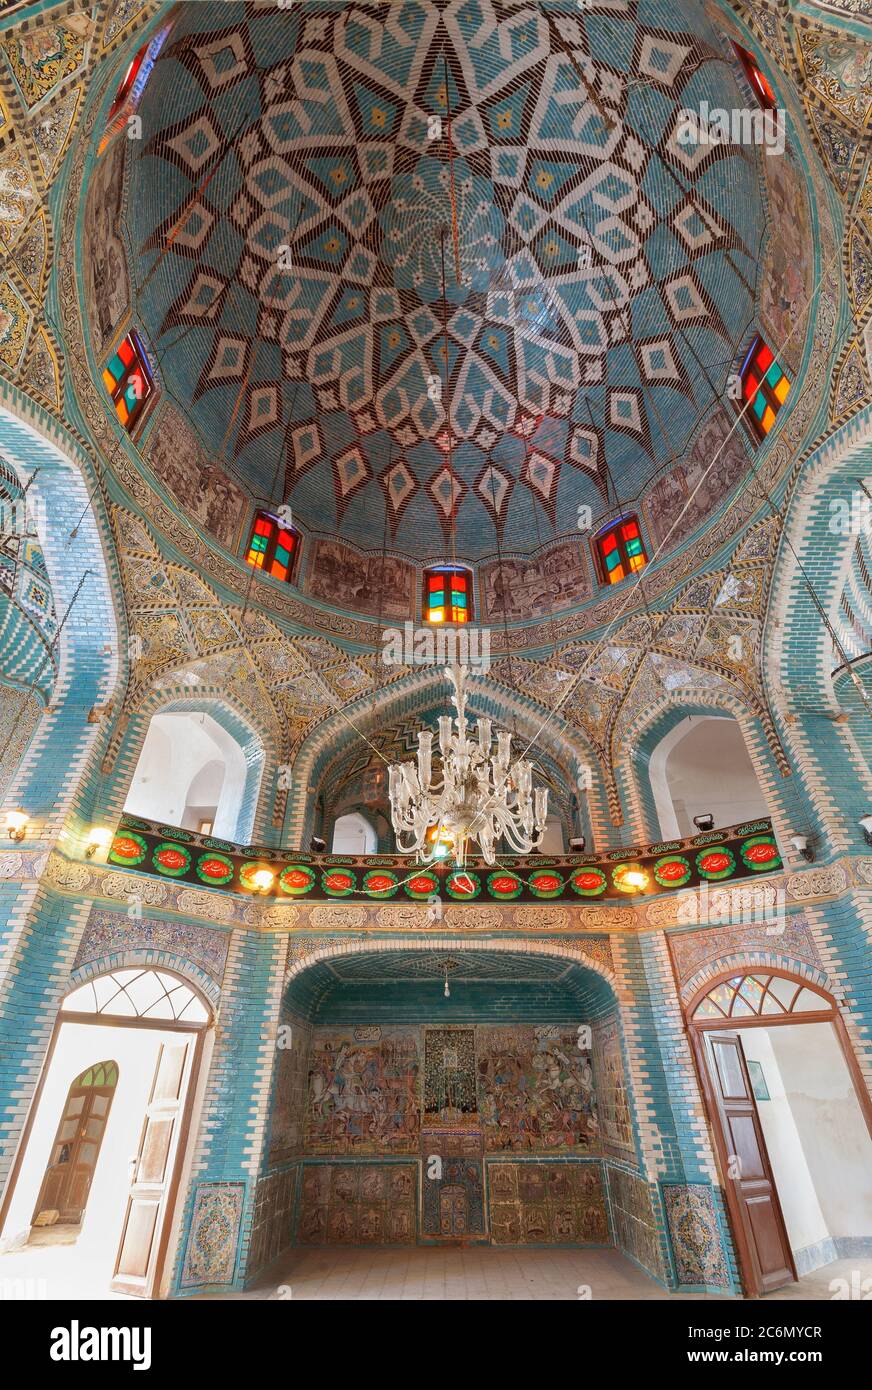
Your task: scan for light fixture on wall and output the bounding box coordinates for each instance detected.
[789,833,814,863]
[251,868,275,894]
[860,815,872,847]
[569,835,587,852]
[85,826,113,858]
[309,835,327,854]
[5,809,28,842]
[389,665,548,867]
[693,813,715,832]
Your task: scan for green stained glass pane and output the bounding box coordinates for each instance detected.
[430,588,445,607]
[275,546,289,566]
[605,549,621,571]
[626,537,642,556]
[753,392,766,419]
[764,362,782,388]
[107,354,125,382]
[452,591,466,608]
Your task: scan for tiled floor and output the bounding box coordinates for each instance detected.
[2,1240,867,1301]
[199,1248,872,1302]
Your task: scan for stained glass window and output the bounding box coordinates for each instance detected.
[99,24,172,153]
[245,510,299,583]
[732,42,778,112]
[594,516,647,586]
[102,330,154,433]
[424,566,472,623]
[739,335,791,439]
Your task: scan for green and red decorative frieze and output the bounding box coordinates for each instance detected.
[105,816,782,903]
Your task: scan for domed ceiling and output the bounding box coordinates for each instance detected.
[125,0,765,561]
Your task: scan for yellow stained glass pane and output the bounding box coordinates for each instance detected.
[101,367,116,392]
[761,405,775,433]
[774,376,790,404]
[429,608,445,623]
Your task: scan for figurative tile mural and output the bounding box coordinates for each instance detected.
[607,1167,666,1282]
[644,410,747,552]
[421,1155,485,1238]
[593,1016,635,1160]
[759,150,813,362]
[663,1184,730,1288]
[423,1027,478,1128]
[488,1161,609,1245]
[180,1182,244,1287]
[82,134,129,355]
[477,1026,598,1153]
[297,1163,416,1245]
[307,539,415,620]
[480,542,591,622]
[269,1011,311,1165]
[304,1028,421,1155]
[144,404,247,551]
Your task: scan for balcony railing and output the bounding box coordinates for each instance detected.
[105,814,781,904]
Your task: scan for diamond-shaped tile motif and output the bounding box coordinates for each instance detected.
[124,0,765,557]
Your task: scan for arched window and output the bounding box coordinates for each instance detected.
[692,973,830,1022]
[594,515,647,586]
[331,810,378,855]
[738,335,790,439]
[98,23,172,154]
[424,565,472,623]
[732,42,778,113]
[63,969,208,1024]
[245,510,299,583]
[102,330,155,435]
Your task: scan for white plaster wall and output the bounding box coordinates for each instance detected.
[768,1023,872,1240]
[651,716,769,837]
[124,712,248,837]
[332,811,377,854]
[739,1029,829,1255]
[1,1020,188,1290]
[538,814,566,854]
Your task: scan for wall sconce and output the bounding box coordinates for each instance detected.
[309,836,327,854]
[860,815,872,847]
[5,809,29,842]
[569,835,586,852]
[85,826,113,859]
[251,868,275,894]
[789,833,814,863]
[693,813,715,832]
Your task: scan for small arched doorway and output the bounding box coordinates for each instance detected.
[688,969,872,1297]
[0,968,211,1299]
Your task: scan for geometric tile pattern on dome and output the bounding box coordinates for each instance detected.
[126,0,765,558]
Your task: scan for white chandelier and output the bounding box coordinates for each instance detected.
[388,665,548,867]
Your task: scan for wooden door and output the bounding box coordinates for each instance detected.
[33,1061,118,1227]
[439,1185,468,1236]
[702,1030,795,1295]
[111,1039,192,1296]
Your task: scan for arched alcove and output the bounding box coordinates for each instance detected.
[649,714,769,839]
[123,710,256,840]
[331,810,378,855]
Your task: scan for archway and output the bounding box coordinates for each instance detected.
[244,943,669,1286]
[688,969,872,1297]
[649,714,769,839]
[0,968,211,1300]
[123,709,257,840]
[331,810,378,855]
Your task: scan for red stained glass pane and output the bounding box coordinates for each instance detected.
[755,343,774,372]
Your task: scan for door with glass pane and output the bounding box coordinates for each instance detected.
[32,1061,118,1226]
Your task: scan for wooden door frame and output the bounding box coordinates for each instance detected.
[0,980,211,1299]
[685,967,872,1297]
